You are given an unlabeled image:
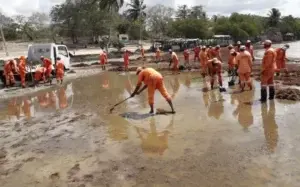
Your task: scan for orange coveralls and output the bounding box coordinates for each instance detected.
[155,49,161,61]
[183,49,189,64]
[235,45,241,53]
[236,51,252,88]
[246,45,254,60]
[211,48,222,61]
[18,56,26,87]
[123,52,129,70]
[35,67,46,82]
[171,52,179,72]
[199,50,209,76]
[43,58,52,78]
[194,47,200,61]
[208,60,223,87]
[141,48,145,58]
[275,48,286,72]
[137,68,171,105]
[56,60,64,81]
[99,53,106,65]
[228,49,236,70]
[4,61,16,86]
[261,48,277,87]
[207,48,213,59]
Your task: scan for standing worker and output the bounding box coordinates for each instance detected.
[236,46,253,91]
[208,58,224,91]
[193,45,200,62]
[155,47,161,63]
[99,51,106,70]
[260,40,277,102]
[245,40,255,61]
[141,46,145,59]
[212,45,222,62]
[40,56,53,84]
[18,56,27,88]
[227,45,236,75]
[235,41,241,52]
[199,46,209,78]
[169,50,179,74]
[275,44,290,76]
[130,67,175,114]
[4,60,16,87]
[123,50,130,71]
[56,57,64,85]
[207,46,213,60]
[183,48,190,68]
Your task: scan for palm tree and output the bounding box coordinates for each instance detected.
[125,0,146,21]
[98,0,124,12]
[268,8,281,27]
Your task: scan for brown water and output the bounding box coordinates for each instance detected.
[1,71,300,186]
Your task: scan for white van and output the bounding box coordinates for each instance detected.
[27,43,71,71]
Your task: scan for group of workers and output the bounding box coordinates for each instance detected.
[128,39,290,114]
[3,56,65,88]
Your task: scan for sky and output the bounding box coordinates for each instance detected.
[0,0,299,17]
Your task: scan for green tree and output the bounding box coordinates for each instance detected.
[125,0,146,21]
[168,18,209,38]
[268,8,281,27]
[189,6,206,19]
[176,5,190,19]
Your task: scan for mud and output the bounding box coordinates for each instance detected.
[276,88,300,101]
[0,71,300,186]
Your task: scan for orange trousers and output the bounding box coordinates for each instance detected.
[45,67,52,78]
[56,71,64,81]
[20,72,26,87]
[239,72,251,82]
[5,73,15,86]
[147,77,171,105]
[261,70,274,87]
[35,71,44,82]
[173,61,179,72]
[276,60,286,72]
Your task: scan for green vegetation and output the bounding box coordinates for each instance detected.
[1,0,300,43]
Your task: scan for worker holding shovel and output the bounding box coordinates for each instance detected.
[208,58,226,92]
[130,67,175,114]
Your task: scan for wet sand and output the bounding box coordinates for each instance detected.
[1,71,300,186]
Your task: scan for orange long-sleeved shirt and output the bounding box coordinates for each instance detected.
[137,68,162,86]
[262,48,277,72]
[236,51,252,73]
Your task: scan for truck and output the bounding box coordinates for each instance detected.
[0,43,71,86]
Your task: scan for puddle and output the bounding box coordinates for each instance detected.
[1,71,300,186]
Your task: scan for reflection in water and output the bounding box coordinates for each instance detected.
[232,91,254,130]
[0,84,73,120]
[101,71,110,89]
[262,101,278,153]
[170,76,180,99]
[202,91,209,108]
[107,115,129,141]
[207,90,224,119]
[136,116,174,156]
[184,73,191,88]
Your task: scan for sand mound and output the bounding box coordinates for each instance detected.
[276,88,300,101]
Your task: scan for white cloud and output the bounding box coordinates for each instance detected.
[0,0,299,17]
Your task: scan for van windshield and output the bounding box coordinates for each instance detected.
[58,46,68,57]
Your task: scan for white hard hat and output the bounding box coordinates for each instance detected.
[237,41,241,45]
[240,45,246,50]
[246,40,251,43]
[264,40,272,44]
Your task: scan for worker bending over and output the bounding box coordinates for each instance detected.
[169,50,179,74]
[275,44,290,76]
[4,60,16,87]
[212,45,222,62]
[261,40,277,102]
[236,46,253,91]
[34,66,46,86]
[18,56,27,88]
[208,58,224,91]
[40,56,53,84]
[131,67,175,114]
[56,57,64,84]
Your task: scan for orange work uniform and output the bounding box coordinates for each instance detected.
[199,50,209,76]
[261,48,277,87]
[171,52,179,72]
[194,47,200,61]
[35,67,46,82]
[275,48,286,72]
[18,56,26,87]
[4,61,16,86]
[246,45,254,60]
[155,49,161,61]
[43,58,52,78]
[208,60,223,88]
[236,51,252,89]
[56,60,64,81]
[141,48,145,58]
[123,51,129,70]
[228,49,236,70]
[137,68,171,105]
[183,49,189,64]
[211,48,222,61]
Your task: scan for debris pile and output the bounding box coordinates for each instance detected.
[276,88,300,101]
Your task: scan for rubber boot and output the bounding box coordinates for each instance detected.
[149,104,154,114]
[260,88,267,102]
[269,86,275,100]
[248,82,253,90]
[167,100,176,114]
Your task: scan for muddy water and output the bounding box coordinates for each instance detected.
[1,71,300,186]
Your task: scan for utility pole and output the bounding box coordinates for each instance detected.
[0,24,9,56]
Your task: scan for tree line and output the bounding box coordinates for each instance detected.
[1,0,300,43]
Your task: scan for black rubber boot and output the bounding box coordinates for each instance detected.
[269,86,275,100]
[260,88,267,102]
